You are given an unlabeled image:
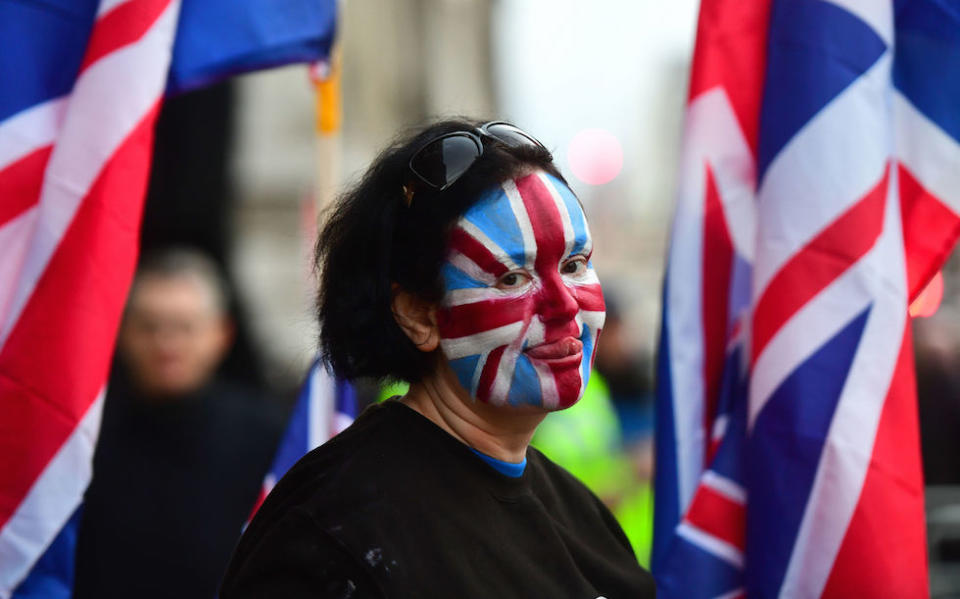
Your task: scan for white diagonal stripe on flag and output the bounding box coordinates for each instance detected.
[753,54,892,301]
[0,0,181,351]
[0,388,104,595]
[0,97,66,172]
[779,171,907,598]
[894,92,960,214]
[676,522,745,569]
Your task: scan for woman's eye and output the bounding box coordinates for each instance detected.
[495,271,530,290]
[561,257,588,276]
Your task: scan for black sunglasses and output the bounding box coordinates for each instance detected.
[405,121,546,202]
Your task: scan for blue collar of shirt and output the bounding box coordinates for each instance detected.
[468,447,527,478]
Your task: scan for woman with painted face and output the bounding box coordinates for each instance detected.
[220,119,656,598]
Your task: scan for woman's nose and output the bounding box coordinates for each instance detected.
[539,273,580,323]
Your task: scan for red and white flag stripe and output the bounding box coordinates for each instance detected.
[0,0,181,593]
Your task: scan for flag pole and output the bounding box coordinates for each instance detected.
[312,47,342,221]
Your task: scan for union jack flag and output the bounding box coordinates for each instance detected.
[248,360,356,520]
[653,1,960,597]
[0,0,335,596]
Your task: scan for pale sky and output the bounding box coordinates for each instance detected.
[492,0,700,197]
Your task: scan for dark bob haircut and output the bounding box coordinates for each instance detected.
[316,117,565,383]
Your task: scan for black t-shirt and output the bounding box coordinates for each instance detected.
[221,401,656,598]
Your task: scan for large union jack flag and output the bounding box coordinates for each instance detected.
[0,3,181,596]
[653,0,960,597]
[0,0,335,596]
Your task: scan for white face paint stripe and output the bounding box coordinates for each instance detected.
[501,178,537,269]
[531,359,560,409]
[580,218,594,256]
[573,270,601,287]
[443,287,503,307]
[489,349,519,406]
[573,313,586,338]
[458,220,520,271]
[580,310,606,330]
[577,328,591,400]
[524,317,546,347]
[470,351,490,397]
[447,250,498,286]
[536,171,576,258]
[439,321,525,359]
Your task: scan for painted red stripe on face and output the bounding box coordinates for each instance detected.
[702,165,734,462]
[548,361,583,409]
[0,145,52,228]
[448,227,510,278]
[752,163,889,366]
[575,284,606,312]
[437,299,526,339]
[515,174,567,270]
[0,103,159,529]
[515,175,592,330]
[80,0,173,73]
[476,346,506,404]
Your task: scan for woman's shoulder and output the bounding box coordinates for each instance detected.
[526,446,629,536]
[259,401,423,513]
[220,402,425,595]
[237,401,465,540]
[526,444,599,497]
[219,506,384,598]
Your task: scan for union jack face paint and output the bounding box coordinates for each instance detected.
[437,171,605,410]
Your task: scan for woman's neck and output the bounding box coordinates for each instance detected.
[400,362,545,463]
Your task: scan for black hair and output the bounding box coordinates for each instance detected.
[316,117,565,383]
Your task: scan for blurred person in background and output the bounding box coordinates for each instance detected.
[74,248,285,599]
[913,306,960,485]
[220,119,655,598]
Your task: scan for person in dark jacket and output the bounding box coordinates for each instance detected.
[74,248,284,599]
[220,119,656,598]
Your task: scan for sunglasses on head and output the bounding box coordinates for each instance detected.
[404,121,546,204]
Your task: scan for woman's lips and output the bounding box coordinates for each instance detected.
[525,337,583,365]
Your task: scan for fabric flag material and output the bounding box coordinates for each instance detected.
[0,0,336,596]
[248,360,357,520]
[653,1,960,597]
[168,0,336,94]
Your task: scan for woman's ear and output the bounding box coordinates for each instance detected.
[391,285,440,352]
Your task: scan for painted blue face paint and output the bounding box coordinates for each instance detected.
[436,170,605,409]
